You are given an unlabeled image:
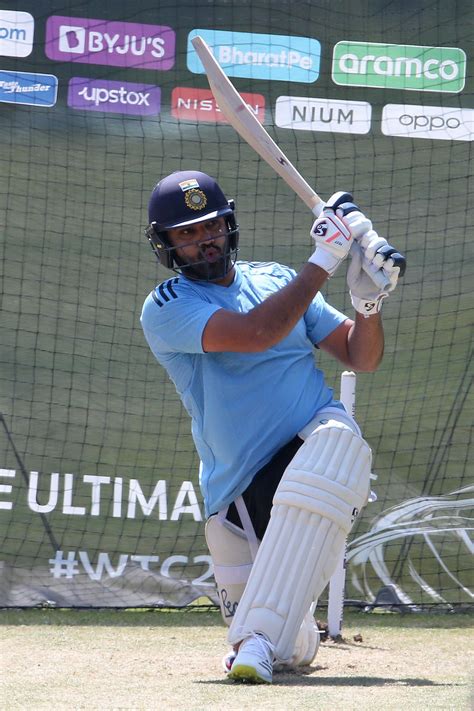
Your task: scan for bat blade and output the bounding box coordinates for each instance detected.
[191,35,323,217]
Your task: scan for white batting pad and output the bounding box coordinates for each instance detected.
[205,514,253,626]
[227,420,371,662]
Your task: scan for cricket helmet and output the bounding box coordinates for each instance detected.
[146,170,239,275]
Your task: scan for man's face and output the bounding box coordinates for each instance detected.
[167,216,233,282]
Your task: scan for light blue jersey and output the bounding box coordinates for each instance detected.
[140,261,347,517]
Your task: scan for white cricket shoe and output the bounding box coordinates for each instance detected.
[227,633,274,684]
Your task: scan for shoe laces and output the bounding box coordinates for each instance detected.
[241,633,274,662]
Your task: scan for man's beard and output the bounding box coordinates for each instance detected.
[176,247,233,282]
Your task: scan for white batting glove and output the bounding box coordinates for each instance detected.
[309,192,365,275]
[348,241,406,316]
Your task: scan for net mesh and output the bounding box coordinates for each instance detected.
[0,0,472,609]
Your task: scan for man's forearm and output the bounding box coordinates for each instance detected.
[346,312,385,372]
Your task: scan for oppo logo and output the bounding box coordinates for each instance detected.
[399,113,461,130]
[332,42,466,93]
[382,104,473,142]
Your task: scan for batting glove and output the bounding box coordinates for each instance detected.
[348,241,406,316]
[309,191,364,276]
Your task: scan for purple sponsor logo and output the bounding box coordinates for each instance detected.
[45,15,175,70]
[68,78,161,115]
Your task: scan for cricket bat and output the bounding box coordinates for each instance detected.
[191,35,392,291]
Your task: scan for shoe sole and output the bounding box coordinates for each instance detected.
[228,664,272,684]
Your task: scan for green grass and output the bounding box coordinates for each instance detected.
[1,609,473,710]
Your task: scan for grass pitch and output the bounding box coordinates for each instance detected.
[1,608,472,710]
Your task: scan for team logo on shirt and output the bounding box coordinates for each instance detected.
[184,188,207,211]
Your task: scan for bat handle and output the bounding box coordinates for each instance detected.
[310,199,325,218]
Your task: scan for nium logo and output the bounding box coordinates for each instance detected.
[171,87,265,124]
[382,104,474,142]
[0,70,57,107]
[187,29,321,83]
[0,10,34,57]
[68,78,161,116]
[275,97,371,134]
[332,42,466,93]
[45,16,175,70]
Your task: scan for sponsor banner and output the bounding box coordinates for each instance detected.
[275,96,371,134]
[0,10,34,57]
[332,41,466,93]
[0,69,57,106]
[45,15,175,70]
[68,78,161,115]
[187,29,320,83]
[382,104,474,141]
[171,86,265,123]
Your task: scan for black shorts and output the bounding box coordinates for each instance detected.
[225,435,304,541]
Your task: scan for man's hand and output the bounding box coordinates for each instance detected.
[348,241,406,317]
[309,192,371,276]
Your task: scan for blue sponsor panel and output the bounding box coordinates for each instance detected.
[187,29,320,83]
[0,70,58,106]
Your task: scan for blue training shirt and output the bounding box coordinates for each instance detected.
[140,261,348,517]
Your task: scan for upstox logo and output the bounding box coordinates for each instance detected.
[332,42,466,93]
[0,10,34,57]
[188,29,321,83]
[68,78,161,116]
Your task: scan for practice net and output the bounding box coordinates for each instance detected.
[1,0,472,610]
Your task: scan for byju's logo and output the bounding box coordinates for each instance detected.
[45,16,175,70]
[332,42,466,93]
[382,104,473,142]
[275,97,371,134]
[187,29,321,83]
[59,26,86,54]
[171,87,265,124]
[68,78,161,116]
[0,70,58,107]
[0,10,34,57]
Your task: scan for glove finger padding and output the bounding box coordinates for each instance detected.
[357,230,389,260]
[348,242,389,316]
[362,244,406,294]
[341,210,373,241]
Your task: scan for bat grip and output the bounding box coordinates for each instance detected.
[311,202,325,218]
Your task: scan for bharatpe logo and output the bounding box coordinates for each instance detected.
[332,42,466,93]
[0,10,34,57]
[171,87,265,124]
[45,15,175,70]
[68,78,161,116]
[0,70,57,106]
[187,29,321,83]
[275,97,371,134]
[382,104,474,142]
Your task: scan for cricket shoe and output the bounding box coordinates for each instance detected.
[227,632,274,684]
[222,649,236,673]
